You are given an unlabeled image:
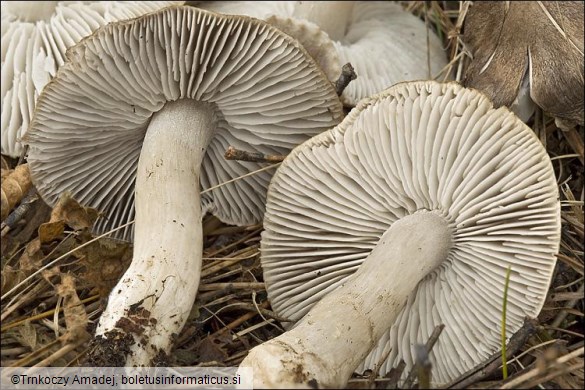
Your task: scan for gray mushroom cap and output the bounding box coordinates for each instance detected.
[0,1,180,157]
[261,81,561,384]
[24,5,343,241]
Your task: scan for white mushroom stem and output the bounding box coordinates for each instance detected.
[2,1,59,21]
[95,99,217,366]
[293,1,354,41]
[241,211,452,388]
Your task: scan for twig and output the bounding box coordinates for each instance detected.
[197,282,265,292]
[201,163,281,194]
[1,187,38,237]
[232,319,275,340]
[1,295,99,332]
[403,323,445,388]
[446,317,539,389]
[217,302,291,323]
[385,360,407,389]
[9,338,61,367]
[562,126,584,165]
[33,342,78,367]
[366,345,394,388]
[500,346,584,389]
[207,301,270,339]
[17,144,28,166]
[201,245,259,277]
[203,228,262,259]
[334,63,357,96]
[416,344,432,389]
[205,223,262,236]
[552,283,584,328]
[224,146,286,163]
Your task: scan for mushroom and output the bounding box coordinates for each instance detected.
[197,1,448,106]
[0,0,181,157]
[463,1,584,127]
[241,81,561,387]
[24,5,343,366]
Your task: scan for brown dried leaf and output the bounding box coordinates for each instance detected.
[75,238,132,298]
[463,1,584,125]
[40,265,62,285]
[15,321,38,350]
[38,221,65,244]
[1,163,32,221]
[18,239,43,272]
[197,332,231,363]
[49,192,99,231]
[1,264,28,295]
[56,273,90,343]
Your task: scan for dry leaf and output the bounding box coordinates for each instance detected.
[41,265,62,284]
[197,333,231,363]
[49,192,99,231]
[15,321,38,350]
[18,239,43,272]
[75,237,133,298]
[463,1,584,126]
[56,273,90,343]
[37,192,99,243]
[38,220,65,244]
[0,264,28,296]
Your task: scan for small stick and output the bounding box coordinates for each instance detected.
[220,303,291,323]
[201,253,257,278]
[415,344,432,389]
[208,300,271,338]
[501,346,584,389]
[224,146,286,163]
[197,282,265,292]
[204,228,262,258]
[366,345,394,388]
[334,62,357,96]
[562,126,584,165]
[403,323,445,388]
[385,360,407,388]
[17,145,29,166]
[9,338,62,367]
[1,187,38,237]
[551,283,584,328]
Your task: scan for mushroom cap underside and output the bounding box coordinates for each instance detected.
[1,1,181,157]
[24,5,343,241]
[261,80,561,384]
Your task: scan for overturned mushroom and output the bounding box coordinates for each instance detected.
[241,81,561,387]
[0,0,180,157]
[24,5,343,366]
[198,1,448,106]
[463,1,584,126]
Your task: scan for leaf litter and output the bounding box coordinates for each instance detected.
[1,2,583,388]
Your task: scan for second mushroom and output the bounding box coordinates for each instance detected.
[241,81,561,387]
